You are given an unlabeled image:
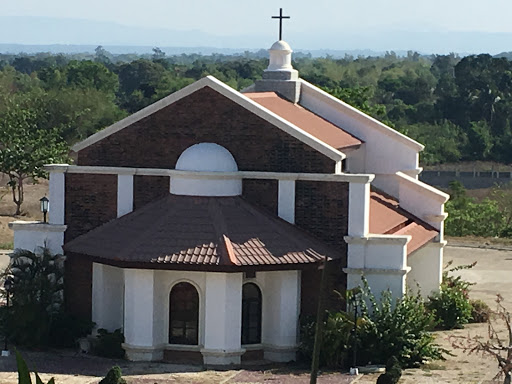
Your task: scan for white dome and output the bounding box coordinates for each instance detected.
[176,143,238,172]
[172,143,242,196]
[270,40,292,51]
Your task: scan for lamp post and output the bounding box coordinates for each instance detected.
[350,287,361,375]
[2,275,14,356]
[40,196,49,223]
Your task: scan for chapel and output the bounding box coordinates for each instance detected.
[9,18,448,365]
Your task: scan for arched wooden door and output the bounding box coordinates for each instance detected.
[241,283,262,345]
[169,282,199,345]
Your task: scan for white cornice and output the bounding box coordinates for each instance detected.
[44,164,375,184]
[396,171,450,203]
[8,221,67,232]
[344,234,412,245]
[71,76,345,162]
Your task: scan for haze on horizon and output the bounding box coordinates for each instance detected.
[3,0,512,54]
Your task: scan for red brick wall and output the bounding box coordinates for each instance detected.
[64,174,116,319]
[133,175,170,210]
[65,174,117,242]
[64,252,92,319]
[295,181,349,253]
[300,261,347,318]
[76,87,335,174]
[242,179,278,215]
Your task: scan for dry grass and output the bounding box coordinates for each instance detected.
[0,173,48,247]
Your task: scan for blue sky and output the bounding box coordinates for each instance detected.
[3,0,512,53]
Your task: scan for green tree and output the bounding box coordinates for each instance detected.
[0,93,69,215]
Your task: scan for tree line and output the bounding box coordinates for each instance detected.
[2,47,512,170]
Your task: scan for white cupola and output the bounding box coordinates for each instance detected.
[267,40,294,71]
[254,40,301,103]
[171,143,242,197]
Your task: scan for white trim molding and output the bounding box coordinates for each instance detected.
[44,164,375,184]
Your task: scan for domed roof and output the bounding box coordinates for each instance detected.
[172,143,241,197]
[270,40,292,51]
[175,143,238,172]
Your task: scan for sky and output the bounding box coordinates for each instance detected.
[2,0,512,53]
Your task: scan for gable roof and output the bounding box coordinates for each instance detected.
[71,76,345,162]
[244,92,362,151]
[63,194,342,270]
[299,80,425,152]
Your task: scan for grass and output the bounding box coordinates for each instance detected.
[0,241,13,250]
[0,177,48,247]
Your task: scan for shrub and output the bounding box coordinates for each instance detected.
[469,299,491,323]
[99,366,126,384]
[95,328,125,358]
[48,312,95,348]
[15,349,55,384]
[427,287,472,329]
[357,280,443,368]
[377,356,402,384]
[427,261,475,329]
[299,311,353,368]
[1,247,65,347]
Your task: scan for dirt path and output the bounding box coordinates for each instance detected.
[357,245,512,384]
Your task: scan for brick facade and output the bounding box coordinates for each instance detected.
[76,87,335,174]
[242,179,278,215]
[64,252,92,319]
[64,174,117,318]
[295,180,349,253]
[133,175,170,210]
[63,86,351,319]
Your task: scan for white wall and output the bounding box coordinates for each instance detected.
[260,270,300,362]
[348,182,370,236]
[49,171,65,225]
[203,272,244,365]
[396,172,449,231]
[345,235,410,301]
[123,269,158,360]
[407,242,445,297]
[10,221,66,255]
[117,174,133,217]
[92,263,124,332]
[278,180,295,224]
[299,81,422,177]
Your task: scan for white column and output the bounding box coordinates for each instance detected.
[278,180,295,224]
[348,181,370,236]
[117,174,134,217]
[123,269,162,361]
[49,171,65,225]
[202,273,244,365]
[344,235,410,302]
[407,241,446,298]
[92,263,124,332]
[262,270,300,362]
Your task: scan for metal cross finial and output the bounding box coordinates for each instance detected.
[271,8,290,41]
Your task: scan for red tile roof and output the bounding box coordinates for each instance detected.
[370,189,439,254]
[63,195,341,269]
[244,92,362,150]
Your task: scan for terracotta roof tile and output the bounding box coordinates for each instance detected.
[370,189,440,255]
[245,92,362,150]
[64,195,340,269]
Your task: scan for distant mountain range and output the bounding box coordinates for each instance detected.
[1,16,511,56]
